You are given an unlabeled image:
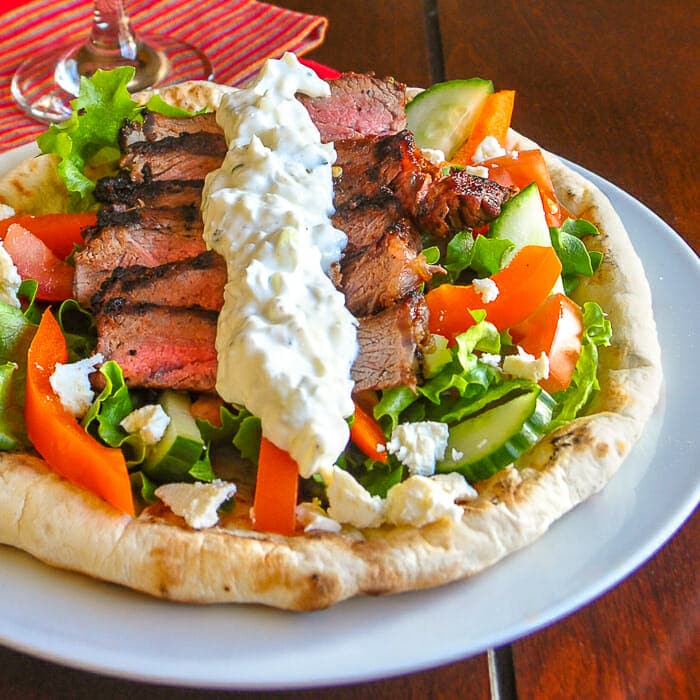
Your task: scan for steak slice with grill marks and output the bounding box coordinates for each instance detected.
[331,194,404,256]
[120,131,227,183]
[95,176,203,210]
[95,301,218,392]
[340,217,437,317]
[74,207,206,308]
[351,293,430,393]
[298,72,407,143]
[92,251,226,312]
[333,130,513,234]
[120,110,222,148]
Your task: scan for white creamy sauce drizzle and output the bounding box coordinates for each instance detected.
[201,53,358,479]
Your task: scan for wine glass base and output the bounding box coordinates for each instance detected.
[12,35,214,124]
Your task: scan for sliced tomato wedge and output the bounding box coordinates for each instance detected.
[0,212,95,259]
[510,293,583,393]
[3,223,74,301]
[426,245,562,341]
[481,149,567,226]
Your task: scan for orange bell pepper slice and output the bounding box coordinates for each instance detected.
[452,90,516,165]
[350,401,387,463]
[426,245,562,341]
[510,293,583,393]
[252,436,299,536]
[25,309,134,516]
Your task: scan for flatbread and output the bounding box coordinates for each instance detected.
[0,91,662,611]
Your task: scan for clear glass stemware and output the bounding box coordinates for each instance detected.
[12,0,213,123]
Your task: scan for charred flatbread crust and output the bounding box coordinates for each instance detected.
[0,87,662,611]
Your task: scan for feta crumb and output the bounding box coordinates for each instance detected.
[120,404,170,445]
[0,240,21,309]
[472,277,500,304]
[471,135,507,163]
[502,346,550,382]
[326,467,385,528]
[386,421,449,476]
[384,472,477,527]
[451,448,464,461]
[376,443,386,453]
[0,204,15,220]
[421,147,446,165]
[49,354,104,418]
[479,352,502,368]
[463,164,489,179]
[156,479,236,529]
[296,501,342,533]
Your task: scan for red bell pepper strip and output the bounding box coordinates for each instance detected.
[4,223,74,301]
[0,212,96,260]
[25,309,134,516]
[252,436,299,536]
[350,401,387,463]
[426,245,562,341]
[510,293,583,393]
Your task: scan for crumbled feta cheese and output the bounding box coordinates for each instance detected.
[471,135,507,163]
[0,240,21,309]
[0,204,15,220]
[384,472,477,527]
[386,421,449,477]
[463,164,489,179]
[49,354,104,418]
[296,500,342,533]
[421,147,446,165]
[479,352,502,368]
[472,277,500,303]
[326,467,385,528]
[120,404,170,445]
[155,479,236,529]
[451,448,464,461]
[502,346,550,382]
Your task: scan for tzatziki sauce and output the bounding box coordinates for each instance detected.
[201,53,358,479]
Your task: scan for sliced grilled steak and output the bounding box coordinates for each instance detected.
[298,72,407,143]
[120,131,226,183]
[92,252,226,312]
[351,293,430,393]
[95,301,218,392]
[120,110,221,148]
[95,176,203,209]
[74,207,207,307]
[340,218,435,317]
[332,131,406,209]
[332,194,404,256]
[414,168,517,237]
[333,130,512,233]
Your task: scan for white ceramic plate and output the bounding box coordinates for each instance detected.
[0,145,698,690]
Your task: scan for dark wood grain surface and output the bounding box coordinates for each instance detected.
[2,1,698,698]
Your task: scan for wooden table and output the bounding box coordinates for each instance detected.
[2,1,698,697]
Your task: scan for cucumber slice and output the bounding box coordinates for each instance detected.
[143,390,205,483]
[489,182,551,249]
[406,78,493,158]
[436,388,555,482]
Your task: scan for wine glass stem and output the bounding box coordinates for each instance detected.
[89,0,138,60]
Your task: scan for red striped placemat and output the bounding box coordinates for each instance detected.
[0,0,328,152]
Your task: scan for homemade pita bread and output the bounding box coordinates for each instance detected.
[0,86,662,610]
